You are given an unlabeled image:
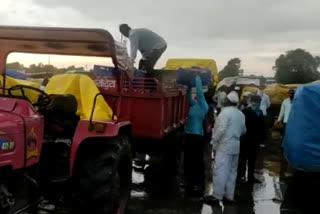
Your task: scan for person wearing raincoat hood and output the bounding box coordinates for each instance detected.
[203,91,246,204]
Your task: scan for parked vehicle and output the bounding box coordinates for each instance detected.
[0,26,189,214]
[0,26,133,214]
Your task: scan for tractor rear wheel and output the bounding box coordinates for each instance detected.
[73,135,132,214]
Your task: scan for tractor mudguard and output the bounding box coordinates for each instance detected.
[69,120,130,175]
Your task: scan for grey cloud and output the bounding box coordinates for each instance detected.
[255,56,277,63]
[33,0,320,41]
[4,0,320,75]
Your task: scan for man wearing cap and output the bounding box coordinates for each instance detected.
[119,24,167,76]
[203,91,246,204]
[278,90,295,141]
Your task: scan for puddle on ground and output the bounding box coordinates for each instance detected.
[26,136,303,214]
[129,138,292,214]
[129,165,283,214]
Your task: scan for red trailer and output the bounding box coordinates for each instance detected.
[91,71,188,157]
[93,75,187,138]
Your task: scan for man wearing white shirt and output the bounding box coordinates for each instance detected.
[257,80,271,138]
[257,86,271,117]
[203,91,246,204]
[119,24,167,77]
[278,90,295,139]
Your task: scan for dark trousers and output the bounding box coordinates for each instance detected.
[184,134,205,190]
[281,123,287,145]
[238,140,260,181]
[282,123,286,135]
[139,46,167,77]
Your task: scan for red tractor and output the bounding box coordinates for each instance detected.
[0,26,187,213]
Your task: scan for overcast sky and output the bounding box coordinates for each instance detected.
[2,0,320,76]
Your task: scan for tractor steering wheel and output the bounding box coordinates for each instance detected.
[8,85,51,107]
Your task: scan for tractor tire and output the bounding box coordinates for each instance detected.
[73,135,132,214]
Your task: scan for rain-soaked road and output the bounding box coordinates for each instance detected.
[127,131,290,214]
[27,131,307,214]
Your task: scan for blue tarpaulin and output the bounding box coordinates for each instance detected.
[284,83,320,171]
[92,65,117,76]
[176,67,211,87]
[6,69,27,80]
[92,65,146,77]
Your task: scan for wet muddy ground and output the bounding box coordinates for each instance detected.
[26,131,308,214]
[127,131,305,214]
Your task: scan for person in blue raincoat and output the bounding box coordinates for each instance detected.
[184,75,209,195]
[203,91,246,204]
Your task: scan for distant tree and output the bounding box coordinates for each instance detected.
[77,67,85,72]
[27,63,45,73]
[58,68,67,74]
[9,61,88,76]
[28,64,37,72]
[6,62,24,70]
[218,58,242,81]
[315,56,320,71]
[27,63,60,74]
[67,65,76,71]
[274,49,320,84]
[43,64,56,74]
[239,69,244,76]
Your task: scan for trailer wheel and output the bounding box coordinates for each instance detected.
[73,135,132,214]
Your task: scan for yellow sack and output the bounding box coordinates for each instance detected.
[242,84,299,105]
[242,80,320,105]
[241,86,258,97]
[164,58,218,86]
[45,74,114,121]
[266,85,286,105]
[0,76,41,103]
[265,84,298,105]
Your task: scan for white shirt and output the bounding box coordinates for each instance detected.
[211,106,246,154]
[278,98,292,123]
[257,90,270,116]
[214,91,227,108]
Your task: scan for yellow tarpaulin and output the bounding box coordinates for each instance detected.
[0,76,41,103]
[164,58,218,86]
[242,80,320,105]
[45,74,114,120]
[242,84,299,105]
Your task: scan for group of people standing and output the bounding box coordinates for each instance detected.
[183,77,275,205]
[118,23,296,205]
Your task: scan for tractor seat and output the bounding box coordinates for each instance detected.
[48,94,78,115]
[41,94,80,138]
